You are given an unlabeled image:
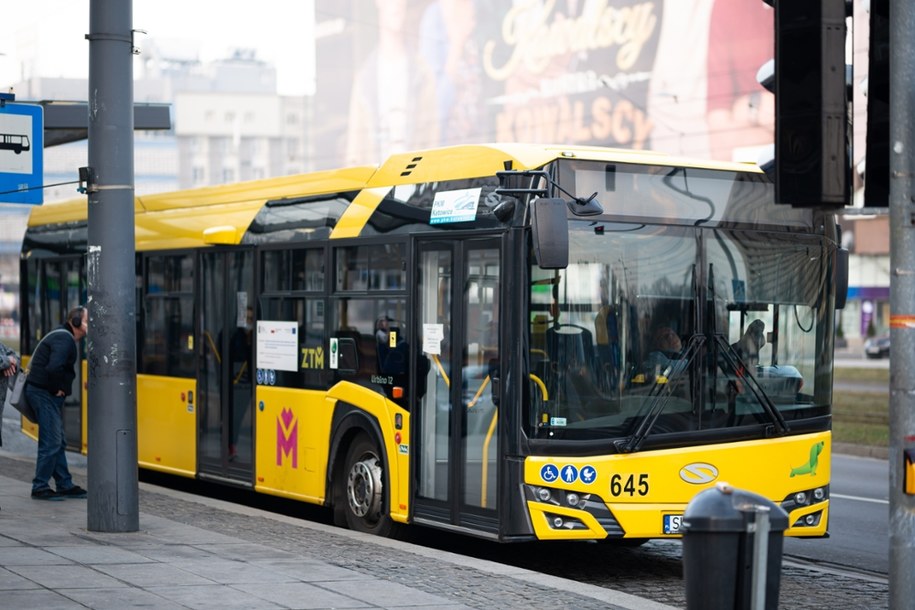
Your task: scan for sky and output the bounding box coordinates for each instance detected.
[1,0,316,96]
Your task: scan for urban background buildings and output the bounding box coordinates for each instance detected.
[0,0,889,349]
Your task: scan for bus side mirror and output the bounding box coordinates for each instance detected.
[531,197,569,269]
[835,247,849,310]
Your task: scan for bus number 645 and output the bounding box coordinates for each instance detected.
[610,473,649,497]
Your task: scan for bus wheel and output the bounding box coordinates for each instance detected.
[340,435,395,536]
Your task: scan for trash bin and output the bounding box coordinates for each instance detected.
[681,483,788,610]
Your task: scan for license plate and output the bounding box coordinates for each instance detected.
[663,514,683,534]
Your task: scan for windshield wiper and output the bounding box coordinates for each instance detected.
[714,335,789,435]
[614,334,705,453]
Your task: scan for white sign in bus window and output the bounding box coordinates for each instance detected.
[423,323,444,355]
[256,321,299,372]
[429,187,481,224]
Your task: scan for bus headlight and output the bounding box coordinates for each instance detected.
[781,485,828,512]
[567,492,580,507]
[537,487,552,502]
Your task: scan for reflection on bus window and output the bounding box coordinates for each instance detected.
[526,223,830,443]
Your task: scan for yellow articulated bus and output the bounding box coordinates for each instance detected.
[20,143,845,542]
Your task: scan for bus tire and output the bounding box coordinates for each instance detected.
[338,434,397,537]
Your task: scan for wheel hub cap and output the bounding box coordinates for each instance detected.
[347,456,383,519]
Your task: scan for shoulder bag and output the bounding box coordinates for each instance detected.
[5,369,34,423]
[4,329,72,425]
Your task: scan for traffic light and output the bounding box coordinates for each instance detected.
[761,0,850,208]
[863,0,889,207]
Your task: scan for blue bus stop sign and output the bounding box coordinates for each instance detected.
[0,102,44,204]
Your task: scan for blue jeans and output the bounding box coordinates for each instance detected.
[28,385,74,493]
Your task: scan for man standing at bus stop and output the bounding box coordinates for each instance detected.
[27,307,88,501]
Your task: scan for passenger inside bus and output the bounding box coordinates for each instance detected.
[732,319,766,368]
[639,326,684,386]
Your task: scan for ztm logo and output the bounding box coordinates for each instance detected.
[276,407,298,468]
[301,345,324,369]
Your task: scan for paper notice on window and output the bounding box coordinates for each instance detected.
[256,321,299,372]
[423,323,444,355]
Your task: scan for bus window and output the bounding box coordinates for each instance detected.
[336,244,405,291]
[259,296,327,389]
[262,248,324,292]
[332,298,410,407]
[141,255,194,377]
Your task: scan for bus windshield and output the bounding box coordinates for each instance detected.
[526,174,834,448]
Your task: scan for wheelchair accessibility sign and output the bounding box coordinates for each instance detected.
[540,464,559,483]
[540,464,594,484]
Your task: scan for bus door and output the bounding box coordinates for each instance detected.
[39,257,86,452]
[414,238,501,532]
[197,249,255,483]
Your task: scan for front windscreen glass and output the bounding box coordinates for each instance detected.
[526,221,832,445]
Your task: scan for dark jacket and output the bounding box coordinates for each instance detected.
[26,325,78,396]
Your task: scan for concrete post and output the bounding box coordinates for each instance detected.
[888,0,915,603]
[86,0,139,532]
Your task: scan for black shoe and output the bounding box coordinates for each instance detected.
[31,489,65,501]
[57,485,87,498]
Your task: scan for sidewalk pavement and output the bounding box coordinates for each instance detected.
[0,451,674,610]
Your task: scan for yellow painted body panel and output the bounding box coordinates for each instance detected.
[29,166,377,250]
[525,431,830,540]
[255,386,335,504]
[330,187,394,239]
[254,382,410,523]
[20,413,38,441]
[324,383,411,523]
[527,500,614,540]
[134,199,264,251]
[18,354,38,441]
[136,375,197,476]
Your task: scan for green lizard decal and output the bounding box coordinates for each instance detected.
[790,441,825,477]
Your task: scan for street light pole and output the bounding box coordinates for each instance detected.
[86,0,139,532]
[888,0,915,603]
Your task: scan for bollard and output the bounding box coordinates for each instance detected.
[681,483,789,610]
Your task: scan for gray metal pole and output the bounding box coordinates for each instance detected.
[889,0,915,602]
[86,0,139,532]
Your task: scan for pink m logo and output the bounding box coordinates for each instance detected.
[276,407,298,468]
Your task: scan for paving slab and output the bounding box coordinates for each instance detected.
[0,450,674,610]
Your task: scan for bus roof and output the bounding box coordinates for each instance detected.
[27,144,764,249]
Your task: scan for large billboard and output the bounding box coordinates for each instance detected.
[314,0,776,169]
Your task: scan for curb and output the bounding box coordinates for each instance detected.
[833,442,888,460]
